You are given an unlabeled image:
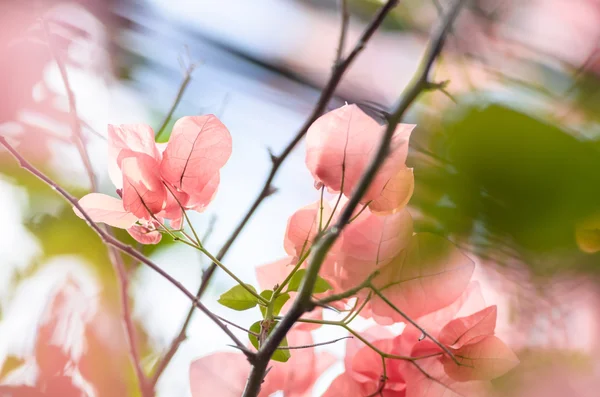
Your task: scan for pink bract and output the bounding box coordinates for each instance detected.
[74,115,232,244]
[305,104,415,214]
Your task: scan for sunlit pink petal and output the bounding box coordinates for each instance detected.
[305,104,415,213]
[189,352,249,397]
[406,355,490,397]
[370,233,475,323]
[121,154,166,220]
[336,208,413,289]
[74,193,138,228]
[442,336,519,381]
[160,115,232,201]
[362,124,414,207]
[284,200,333,257]
[322,373,363,397]
[306,104,382,195]
[256,257,296,291]
[368,167,414,214]
[410,281,485,339]
[189,173,221,212]
[108,123,160,189]
[345,327,394,383]
[127,224,161,245]
[158,185,190,221]
[439,306,497,349]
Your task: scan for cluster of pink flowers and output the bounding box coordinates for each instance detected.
[71,104,517,396]
[75,115,232,243]
[189,105,518,396]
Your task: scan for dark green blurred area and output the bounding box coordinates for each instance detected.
[411,101,600,277]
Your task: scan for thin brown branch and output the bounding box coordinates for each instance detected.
[106,239,152,396]
[0,137,255,366]
[41,16,152,396]
[369,285,460,366]
[217,315,259,337]
[156,0,402,385]
[276,336,352,350]
[155,64,195,140]
[242,0,466,395]
[335,0,350,65]
[41,17,96,192]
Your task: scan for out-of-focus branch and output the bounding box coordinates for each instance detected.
[242,1,466,395]
[41,16,153,396]
[0,137,255,365]
[335,0,350,65]
[155,64,195,140]
[153,0,402,386]
[41,17,97,192]
[106,244,152,396]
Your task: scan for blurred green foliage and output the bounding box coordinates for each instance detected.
[411,104,600,276]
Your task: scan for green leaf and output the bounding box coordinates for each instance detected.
[259,290,290,318]
[217,284,259,311]
[287,269,332,294]
[248,321,291,362]
[313,275,333,293]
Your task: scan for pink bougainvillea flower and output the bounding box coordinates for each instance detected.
[74,115,232,244]
[324,327,407,397]
[306,104,415,214]
[282,197,413,289]
[369,232,475,323]
[438,305,497,349]
[328,205,414,291]
[189,331,335,397]
[441,335,519,382]
[406,302,518,393]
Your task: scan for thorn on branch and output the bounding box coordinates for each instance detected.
[265,186,278,197]
[267,147,279,164]
[424,79,450,91]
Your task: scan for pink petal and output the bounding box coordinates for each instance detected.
[305,104,415,213]
[439,306,497,349]
[160,115,232,200]
[189,173,221,212]
[370,233,475,323]
[189,352,249,397]
[315,351,338,374]
[260,331,317,397]
[306,104,379,195]
[159,185,190,221]
[256,257,296,291]
[368,167,414,214]
[363,124,414,206]
[107,124,160,189]
[406,356,490,397]
[75,193,138,228]
[322,373,363,397]
[335,208,413,290]
[121,154,166,220]
[284,200,332,257]
[170,216,183,230]
[411,281,486,339]
[442,336,519,382]
[127,224,162,245]
[345,327,395,384]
